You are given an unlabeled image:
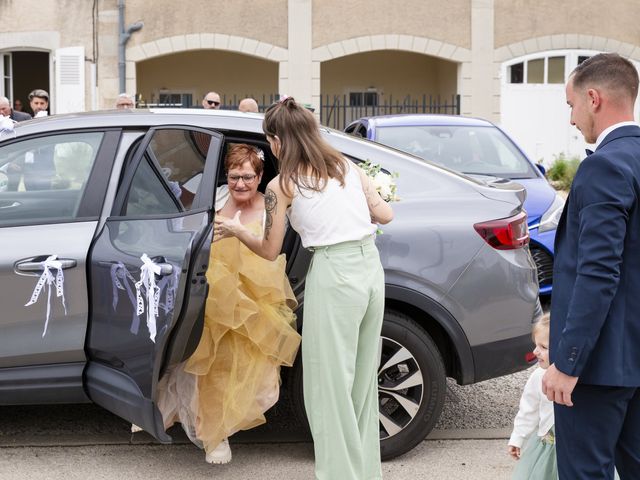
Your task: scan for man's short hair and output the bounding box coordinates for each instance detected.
[571,53,639,102]
[28,89,49,101]
[115,93,135,109]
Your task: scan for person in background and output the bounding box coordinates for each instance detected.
[508,314,557,479]
[238,98,259,113]
[13,99,24,112]
[214,97,393,479]
[543,52,640,480]
[115,93,135,109]
[202,91,221,110]
[28,89,49,117]
[0,96,31,122]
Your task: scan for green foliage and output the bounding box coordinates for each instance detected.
[546,153,580,190]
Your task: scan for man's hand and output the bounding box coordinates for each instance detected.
[542,364,579,406]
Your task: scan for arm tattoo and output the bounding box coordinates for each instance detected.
[364,180,382,208]
[264,188,278,240]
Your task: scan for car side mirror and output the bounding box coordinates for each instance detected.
[536,164,546,176]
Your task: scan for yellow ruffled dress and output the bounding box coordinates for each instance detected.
[157,221,301,454]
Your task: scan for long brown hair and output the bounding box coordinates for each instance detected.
[263,97,346,196]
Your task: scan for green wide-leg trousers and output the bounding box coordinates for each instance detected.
[302,237,385,480]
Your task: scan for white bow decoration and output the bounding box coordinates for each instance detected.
[0,115,16,138]
[110,262,140,334]
[135,254,162,343]
[24,255,68,337]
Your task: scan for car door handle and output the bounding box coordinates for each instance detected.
[156,263,173,275]
[16,258,77,272]
[0,201,20,209]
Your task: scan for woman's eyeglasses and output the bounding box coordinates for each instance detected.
[227,174,258,185]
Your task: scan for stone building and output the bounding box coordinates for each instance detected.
[1,0,639,162]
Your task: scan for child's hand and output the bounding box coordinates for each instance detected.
[507,445,521,460]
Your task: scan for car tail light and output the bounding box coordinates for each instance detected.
[473,211,529,250]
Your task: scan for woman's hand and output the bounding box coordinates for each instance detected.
[213,211,243,242]
[507,445,521,460]
[356,164,394,225]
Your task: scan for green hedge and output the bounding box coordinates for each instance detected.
[546,153,581,190]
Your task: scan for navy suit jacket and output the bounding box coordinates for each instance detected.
[550,125,640,386]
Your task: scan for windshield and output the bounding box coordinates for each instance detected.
[375,125,538,179]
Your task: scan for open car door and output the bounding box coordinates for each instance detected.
[84,127,222,442]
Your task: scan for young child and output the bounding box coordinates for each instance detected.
[508,314,557,479]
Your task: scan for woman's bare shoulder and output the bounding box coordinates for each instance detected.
[266,175,293,197]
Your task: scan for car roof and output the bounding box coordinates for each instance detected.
[7,109,267,137]
[362,114,495,128]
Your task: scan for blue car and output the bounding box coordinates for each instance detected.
[345,114,564,295]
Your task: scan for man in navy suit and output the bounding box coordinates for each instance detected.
[543,53,640,479]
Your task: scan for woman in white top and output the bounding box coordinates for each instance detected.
[214,96,393,480]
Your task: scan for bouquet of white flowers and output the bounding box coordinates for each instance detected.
[360,159,399,203]
[360,160,399,234]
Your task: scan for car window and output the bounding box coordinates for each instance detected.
[345,123,367,138]
[0,132,104,227]
[121,128,215,217]
[375,125,538,179]
[124,156,181,216]
[148,129,211,211]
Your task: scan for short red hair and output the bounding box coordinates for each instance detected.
[224,143,264,176]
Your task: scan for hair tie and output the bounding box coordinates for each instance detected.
[279,94,291,104]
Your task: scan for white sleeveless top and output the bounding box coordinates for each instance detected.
[287,161,376,248]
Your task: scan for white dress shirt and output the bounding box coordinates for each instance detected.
[595,121,640,150]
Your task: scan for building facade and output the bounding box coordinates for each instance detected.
[1,0,640,163]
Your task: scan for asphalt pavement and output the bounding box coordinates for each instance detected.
[0,365,533,479]
[0,439,516,480]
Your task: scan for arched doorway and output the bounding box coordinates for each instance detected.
[135,50,279,110]
[320,50,459,130]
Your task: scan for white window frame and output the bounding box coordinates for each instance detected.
[0,52,13,100]
[502,49,603,88]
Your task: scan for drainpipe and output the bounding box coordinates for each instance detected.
[118,0,143,94]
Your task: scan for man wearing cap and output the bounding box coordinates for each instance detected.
[28,89,49,117]
[0,96,31,122]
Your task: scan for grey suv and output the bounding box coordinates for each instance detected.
[0,110,539,460]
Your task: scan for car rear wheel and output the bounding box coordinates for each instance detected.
[287,309,447,460]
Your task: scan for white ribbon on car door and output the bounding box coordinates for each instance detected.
[110,262,140,335]
[24,255,68,337]
[135,254,162,343]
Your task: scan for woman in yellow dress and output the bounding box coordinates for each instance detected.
[157,143,301,464]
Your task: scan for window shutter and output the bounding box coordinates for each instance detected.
[55,47,85,114]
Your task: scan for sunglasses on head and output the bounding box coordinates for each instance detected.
[206,100,220,106]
